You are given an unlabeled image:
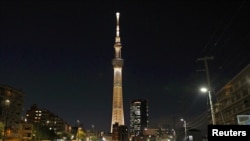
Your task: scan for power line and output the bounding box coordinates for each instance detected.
[187,111,207,129]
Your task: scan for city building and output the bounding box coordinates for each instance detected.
[25,104,70,136]
[18,122,33,141]
[111,12,125,133]
[214,64,250,124]
[0,84,24,136]
[112,122,128,141]
[129,99,149,136]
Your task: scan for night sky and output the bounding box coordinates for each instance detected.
[1,1,249,132]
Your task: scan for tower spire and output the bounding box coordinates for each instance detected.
[114,12,122,59]
[115,12,120,43]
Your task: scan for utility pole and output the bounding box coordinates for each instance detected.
[197,56,216,125]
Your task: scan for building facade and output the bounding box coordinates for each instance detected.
[111,12,125,133]
[0,84,24,135]
[25,104,70,135]
[130,99,149,136]
[214,64,250,124]
[18,122,33,141]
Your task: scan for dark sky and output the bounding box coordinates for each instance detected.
[1,0,249,132]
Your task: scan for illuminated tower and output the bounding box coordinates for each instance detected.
[111,12,125,133]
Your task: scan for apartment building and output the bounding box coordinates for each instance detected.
[0,84,24,135]
[214,64,250,125]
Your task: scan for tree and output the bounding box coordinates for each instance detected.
[0,122,4,139]
[59,131,72,140]
[76,128,86,141]
[33,123,56,140]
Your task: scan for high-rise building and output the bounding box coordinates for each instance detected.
[130,99,149,136]
[111,12,125,133]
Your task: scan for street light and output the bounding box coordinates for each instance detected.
[200,87,215,125]
[180,118,187,141]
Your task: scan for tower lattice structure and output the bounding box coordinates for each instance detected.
[111,12,125,133]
